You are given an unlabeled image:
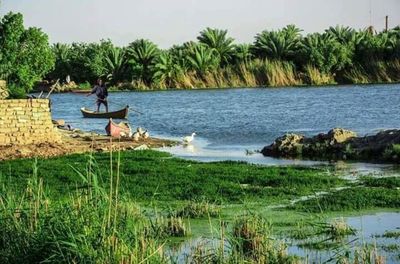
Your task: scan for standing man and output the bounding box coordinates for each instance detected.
[87,78,108,112]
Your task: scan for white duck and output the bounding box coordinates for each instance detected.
[137,127,145,135]
[132,132,140,142]
[183,132,196,144]
[142,130,149,139]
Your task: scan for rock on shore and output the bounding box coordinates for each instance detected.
[261,128,400,163]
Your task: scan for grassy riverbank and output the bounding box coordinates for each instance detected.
[1,150,399,263]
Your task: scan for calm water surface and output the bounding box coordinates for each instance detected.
[50,84,400,170]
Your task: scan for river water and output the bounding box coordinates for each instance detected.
[49,84,400,171]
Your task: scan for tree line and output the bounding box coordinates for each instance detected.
[1,12,400,96]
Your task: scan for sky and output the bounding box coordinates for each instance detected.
[1,0,400,48]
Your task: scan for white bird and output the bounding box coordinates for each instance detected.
[183,132,196,144]
[142,130,149,139]
[132,132,140,141]
[137,127,145,135]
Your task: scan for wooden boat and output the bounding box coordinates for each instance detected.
[105,118,132,137]
[80,106,129,119]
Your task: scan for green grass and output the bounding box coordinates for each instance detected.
[0,150,344,204]
[1,149,398,263]
[293,187,400,212]
[361,176,400,189]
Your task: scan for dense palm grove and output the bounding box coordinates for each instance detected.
[1,12,400,95]
[49,25,400,90]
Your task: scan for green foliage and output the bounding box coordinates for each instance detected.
[173,200,220,218]
[0,155,168,263]
[231,215,292,263]
[104,46,129,83]
[0,12,55,92]
[294,187,400,212]
[325,25,356,44]
[297,33,353,74]
[153,51,184,88]
[7,83,27,99]
[49,40,113,83]
[49,43,71,81]
[361,176,400,189]
[233,44,253,64]
[43,25,400,89]
[186,43,220,77]
[78,81,91,90]
[0,150,344,203]
[198,27,235,65]
[253,24,302,60]
[127,39,160,84]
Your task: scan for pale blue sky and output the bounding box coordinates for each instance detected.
[1,0,399,48]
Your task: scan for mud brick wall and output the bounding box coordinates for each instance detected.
[0,99,61,145]
[0,80,8,99]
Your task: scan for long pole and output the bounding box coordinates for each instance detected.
[385,15,389,31]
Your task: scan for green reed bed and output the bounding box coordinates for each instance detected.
[293,186,400,213]
[0,150,344,204]
[1,150,398,263]
[172,199,221,218]
[0,156,167,263]
[0,150,312,263]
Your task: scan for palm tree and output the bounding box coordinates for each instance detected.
[197,28,235,65]
[52,43,70,62]
[298,33,352,73]
[104,47,128,83]
[168,44,193,72]
[127,39,160,84]
[353,31,397,62]
[153,51,183,87]
[253,24,302,60]
[232,44,253,65]
[186,43,220,77]
[50,43,71,80]
[325,26,356,44]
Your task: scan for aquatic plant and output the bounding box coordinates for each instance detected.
[173,199,221,218]
[1,150,398,263]
[146,214,189,238]
[0,152,168,263]
[361,176,400,189]
[231,215,292,263]
[0,150,344,203]
[377,230,400,239]
[293,187,400,212]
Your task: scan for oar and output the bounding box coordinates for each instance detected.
[129,108,144,115]
[106,99,144,115]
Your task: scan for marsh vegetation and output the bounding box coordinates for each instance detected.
[0,150,399,263]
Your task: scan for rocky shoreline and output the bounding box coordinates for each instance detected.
[261,128,400,163]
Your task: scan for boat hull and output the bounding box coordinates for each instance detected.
[80,106,129,119]
[105,119,132,137]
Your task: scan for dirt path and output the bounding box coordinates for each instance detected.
[0,128,177,161]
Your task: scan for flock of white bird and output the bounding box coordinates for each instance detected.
[127,127,196,144]
[128,127,149,141]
